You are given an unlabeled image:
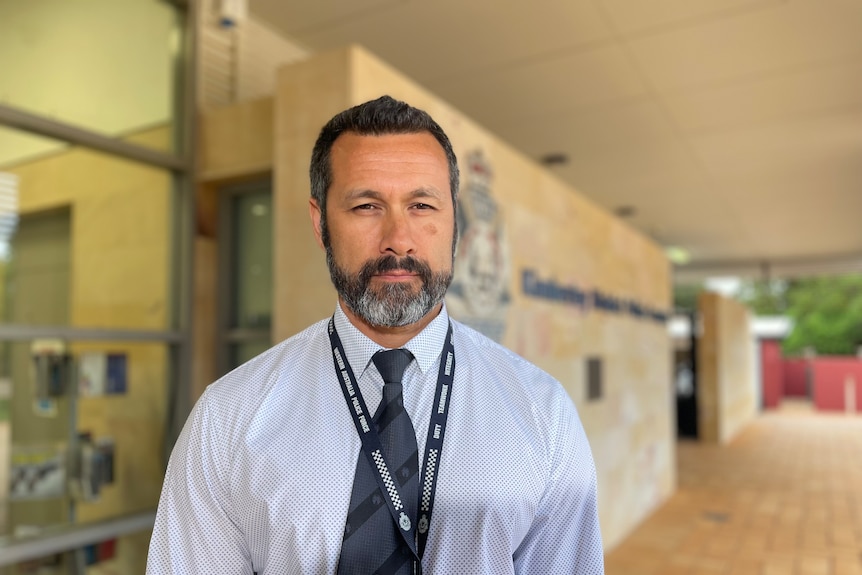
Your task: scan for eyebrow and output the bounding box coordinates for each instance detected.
[344,187,444,201]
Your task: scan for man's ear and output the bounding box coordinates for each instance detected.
[309,198,326,250]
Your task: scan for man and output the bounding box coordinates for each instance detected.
[147,96,604,574]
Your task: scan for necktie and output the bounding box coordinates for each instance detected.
[338,349,420,575]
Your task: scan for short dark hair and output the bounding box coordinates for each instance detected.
[309,95,460,243]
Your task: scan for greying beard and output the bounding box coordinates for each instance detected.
[327,249,452,328]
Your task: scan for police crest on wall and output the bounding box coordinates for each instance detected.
[447,150,511,342]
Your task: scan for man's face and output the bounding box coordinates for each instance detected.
[310,132,456,328]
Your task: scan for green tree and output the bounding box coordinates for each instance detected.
[739,274,862,356]
[737,278,788,315]
[673,283,703,313]
[781,275,862,356]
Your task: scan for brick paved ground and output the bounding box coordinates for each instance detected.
[605,401,862,575]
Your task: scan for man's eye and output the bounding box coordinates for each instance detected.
[353,204,375,210]
[413,203,434,210]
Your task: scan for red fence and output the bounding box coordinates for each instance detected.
[810,357,862,412]
[760,340,862,412]
[783,358,808,397]
[761,340,783,408]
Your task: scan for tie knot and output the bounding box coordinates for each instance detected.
[372,349,413,384]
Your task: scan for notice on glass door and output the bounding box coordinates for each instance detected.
[78,353,107,397]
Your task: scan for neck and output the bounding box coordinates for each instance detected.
[339,298,443,348]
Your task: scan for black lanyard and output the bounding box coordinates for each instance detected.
[328,317,455,562]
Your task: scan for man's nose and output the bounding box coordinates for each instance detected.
[379,211,415,256]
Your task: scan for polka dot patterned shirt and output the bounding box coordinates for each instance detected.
[146,303,604,574]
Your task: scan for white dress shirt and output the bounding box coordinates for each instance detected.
[146,303,604,574]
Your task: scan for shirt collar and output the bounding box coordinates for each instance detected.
[333,301,450,377]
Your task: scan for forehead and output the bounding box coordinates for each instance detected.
[329,132,449,186]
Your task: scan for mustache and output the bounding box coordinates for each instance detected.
[364,255,430,276]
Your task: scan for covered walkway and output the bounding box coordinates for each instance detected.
[605,401,862,575]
